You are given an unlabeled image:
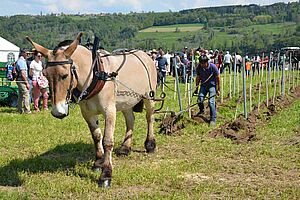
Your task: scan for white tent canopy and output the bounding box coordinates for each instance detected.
[0,36,20,63]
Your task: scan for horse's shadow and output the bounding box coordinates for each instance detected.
[0,142,94,187]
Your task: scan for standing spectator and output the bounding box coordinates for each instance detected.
[164,50,172,75]
[195,51,200,66]
[235,52,242,73]
[245,57,252,78]
[16,50,31,114]
[157,47,164,58]
[207,50,214,62]
[213,50,219,67]
[26,50,34,103]
[173,52,183,78]
[222,51,232,73]
[150,49,157,61]
[29,51,49,112]
[262,56,269,70]
[179,47,188,83]
[217,50,223,70]
[194,54,220,126]
[156,48,168,87]
[253,54,260,76]
[187,49,194,81]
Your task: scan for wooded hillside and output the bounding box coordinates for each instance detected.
[0,2,299,53]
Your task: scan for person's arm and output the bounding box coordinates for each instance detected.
[29,68,33,77]
[195,75,200,87]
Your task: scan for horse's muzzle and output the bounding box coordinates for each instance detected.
[51,102,69,119]
[51,112,67,119]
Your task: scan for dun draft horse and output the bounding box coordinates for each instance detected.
[26,33,157,187]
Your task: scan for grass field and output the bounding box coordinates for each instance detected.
[135,22,297,51]
[139,24,203,33]
[241,22,297,35]
[0,70,299,199]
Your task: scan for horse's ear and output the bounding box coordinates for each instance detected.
[26,36,50,58]
[64,32,83,58]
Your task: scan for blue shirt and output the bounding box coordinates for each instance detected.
[156,56,168,72]
[196,63,219,86]
[16,56,28,78]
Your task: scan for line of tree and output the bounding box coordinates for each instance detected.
[0,2,299,53]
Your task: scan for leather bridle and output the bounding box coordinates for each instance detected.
[46,59,78,108]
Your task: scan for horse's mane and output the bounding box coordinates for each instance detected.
[53,40,73,55]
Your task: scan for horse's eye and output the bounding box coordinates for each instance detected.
[62,74,68,80]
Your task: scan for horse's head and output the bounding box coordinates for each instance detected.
[26,33,83,119]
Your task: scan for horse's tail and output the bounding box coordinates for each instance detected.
[133,100,144,112]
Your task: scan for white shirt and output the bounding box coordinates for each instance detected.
[164,53,172,72]
[255,56,261,62]
[235,55,242,64]
[30,60,43,81]
[224,53,232,64]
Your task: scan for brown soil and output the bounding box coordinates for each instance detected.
[210,86,300,143]
[159,115,186,135]
[159,86,300,143]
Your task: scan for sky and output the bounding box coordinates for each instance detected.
[0,0,298,16]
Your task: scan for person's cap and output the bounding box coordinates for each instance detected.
[151,49,157,53]
[199,54,209,63]
[184,46,188,49]
[19,49,26,54]
[226,51,229,54]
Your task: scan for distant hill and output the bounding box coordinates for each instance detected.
[0,2,298,53]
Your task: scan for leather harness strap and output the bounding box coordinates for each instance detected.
[75,52,125,102]
[83,55,107,100]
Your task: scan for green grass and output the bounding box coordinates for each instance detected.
[241,22,296,35]
[134,22,297,50]
[0,71,299,199]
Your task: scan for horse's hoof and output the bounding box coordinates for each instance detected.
[145,139,156,153]
[98,178,111,188]
[116,146,131,156]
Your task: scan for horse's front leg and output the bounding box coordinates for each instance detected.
[82,113,103,171]
[98,105,116,188]
[144,99,156,153]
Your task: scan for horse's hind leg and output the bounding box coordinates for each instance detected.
[117,109,134,156]
[82,113,103,171]
[144,99,156,153]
